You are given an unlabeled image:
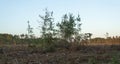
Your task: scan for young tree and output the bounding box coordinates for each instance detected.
[20,34,25,39]
[27,21,34,38]
[57,13,82,43]
[39,9,55,43]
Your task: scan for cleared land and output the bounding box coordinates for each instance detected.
[0,44,120,64]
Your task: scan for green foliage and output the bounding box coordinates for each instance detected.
[53,39,70,49]
[57,13,81,42]
[0,34,15,44]
[39,9,55,44]
[27,21,34,38]
[57,14,74,39]
[88,57,97,64]
[41,42,56,53]
[28,43,36,48]
[111,56,120,64]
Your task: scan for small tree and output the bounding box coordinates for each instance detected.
[57,13,82,43]
[27,21,34,38]
[39,9,55,44]
[20,34,25,39]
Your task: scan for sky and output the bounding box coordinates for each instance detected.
[0,0,120,38]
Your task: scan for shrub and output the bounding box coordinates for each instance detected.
[54,39,70,49]
[41,43,56,53]
[111,56,119,64]
[28,44,36,48]
[88,57,97,64]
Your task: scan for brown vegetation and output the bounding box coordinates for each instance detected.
[0,44,120,64]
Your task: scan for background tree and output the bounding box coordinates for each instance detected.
[84,33,92,44]
[105,32,109,39]
[20,34,25,39]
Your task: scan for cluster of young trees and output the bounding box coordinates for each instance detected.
[0,9,93,45]
[38,9,83,44]
[1,9,120,47]
[38,9,120,46]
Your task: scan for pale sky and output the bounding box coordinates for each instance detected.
[0,0,120,37]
